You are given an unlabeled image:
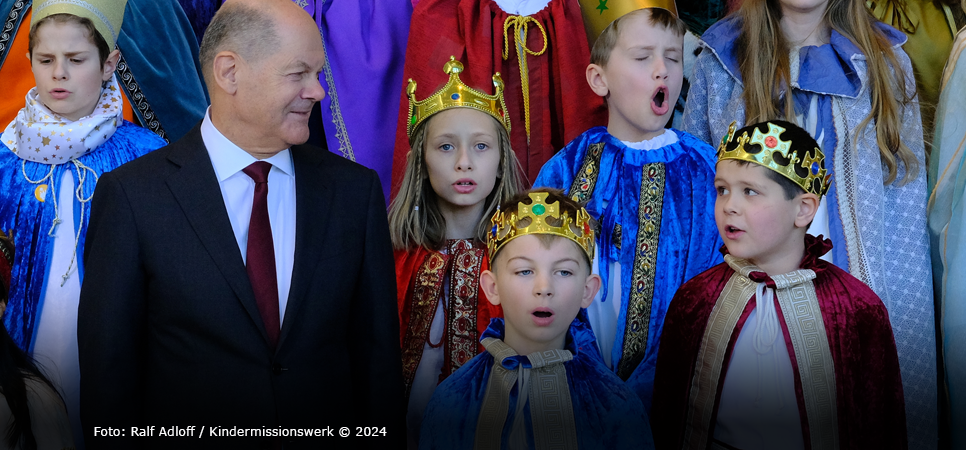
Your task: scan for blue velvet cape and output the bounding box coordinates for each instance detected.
[0,121,164,349]
[419,317,654,450]
[533,127,722,410]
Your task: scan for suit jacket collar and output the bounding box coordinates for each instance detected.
[164,122,336,352]
[165,123,269,348]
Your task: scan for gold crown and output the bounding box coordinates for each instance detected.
[488,192,595,262]
[717,121,832,197]
[406,56,510,141]
[579,0,678,44]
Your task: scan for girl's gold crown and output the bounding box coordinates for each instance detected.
[717,120,832,197]
[487,192,595,262]
[406,56,510,141]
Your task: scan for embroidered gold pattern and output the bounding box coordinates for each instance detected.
[682,258,757,450]
[568,142,605,203]
[683,256,839,450]
[772,270,839,450]
[616,162,665,380]
[446,239,484,372]
[400,252,447,399]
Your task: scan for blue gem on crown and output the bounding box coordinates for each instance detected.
[451,93,460,100]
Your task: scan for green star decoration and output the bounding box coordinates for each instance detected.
[596,0,608,14]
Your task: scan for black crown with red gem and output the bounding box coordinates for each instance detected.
[717,120,831,197]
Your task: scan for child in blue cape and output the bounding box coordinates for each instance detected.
[419,188,654,450]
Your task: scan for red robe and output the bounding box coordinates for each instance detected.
[394,239,502,398]
[391,0,606,195]
[652,236,907,450]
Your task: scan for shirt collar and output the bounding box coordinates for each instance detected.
[200,108,295,181]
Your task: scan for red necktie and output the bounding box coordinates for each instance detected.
[243,161,280,347]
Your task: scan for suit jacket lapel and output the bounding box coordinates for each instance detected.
[278,144,333,349]
[164,125,270,344]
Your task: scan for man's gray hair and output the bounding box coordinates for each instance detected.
[199,3,280,85]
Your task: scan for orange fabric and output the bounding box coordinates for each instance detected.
[0,9,135,127]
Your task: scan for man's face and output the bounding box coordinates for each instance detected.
[596,11,683,142]
[235,21,325,151]
[30,21,113,121]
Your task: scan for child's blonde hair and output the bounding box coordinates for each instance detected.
[735,0,917,185]
[590,8,687,67]
[389,115,523,251]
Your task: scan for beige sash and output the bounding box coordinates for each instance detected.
[682,256,839,450]
[474,337,578,450]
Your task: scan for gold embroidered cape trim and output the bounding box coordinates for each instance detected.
[0,1,29,67]
[682,256,839,450]
[568,142,605,203]
[446,239,485,372]
[475,337,578,450]
[400,240,485,399]
[400,251,447,399]
[115,52,168,142]
[616,162,665,379]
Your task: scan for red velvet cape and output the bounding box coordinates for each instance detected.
[391,0,607,195]
[651,236,907,449]
[394,243,502,396]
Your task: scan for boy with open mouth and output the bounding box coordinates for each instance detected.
[534,0,721,412]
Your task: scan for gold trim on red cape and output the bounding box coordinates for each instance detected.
[400,239,487,399]
[683,255,839,450]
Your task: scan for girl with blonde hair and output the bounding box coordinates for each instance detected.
[388,57,522,448]
[682,0,935,447]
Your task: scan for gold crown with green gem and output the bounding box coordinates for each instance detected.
[406,56,510,142]
[488,192,595,262]
[717,120,832,197]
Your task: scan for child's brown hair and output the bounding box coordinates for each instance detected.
[29,13,111,68]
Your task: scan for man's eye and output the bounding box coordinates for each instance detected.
[716,186,728,195]
[516,269,533,276]
[744,188,758,196]
[558,270,573,277]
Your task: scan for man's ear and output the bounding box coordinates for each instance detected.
[480,270,501,307]
[101,49,121,81]
[795,193,820,228]
[212,51,241,95]
[586,63,609,97]
[581,273,601,308]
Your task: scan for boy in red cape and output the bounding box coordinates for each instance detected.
[651,120,906,450]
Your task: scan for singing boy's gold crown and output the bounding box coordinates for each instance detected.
[406,56,510,141]
[579,0,678,42]
[488,192,595,262]
[717,120,832,197]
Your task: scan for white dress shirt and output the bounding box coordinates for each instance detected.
[200,109,296,326]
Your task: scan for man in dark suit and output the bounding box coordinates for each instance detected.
[77,0,404,448]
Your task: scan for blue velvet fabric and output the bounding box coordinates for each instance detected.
[118,0,209,142]
[533,127,722,410]
[0,122,164,349]
[419,317,654,449]
[177,0,220,45]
